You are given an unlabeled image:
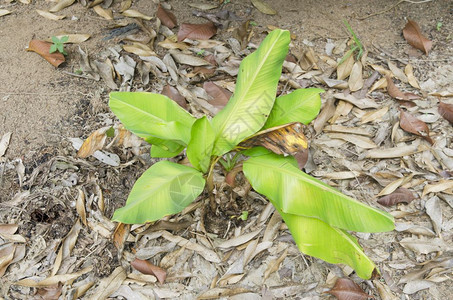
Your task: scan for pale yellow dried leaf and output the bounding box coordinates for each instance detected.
[336,52,354,80]
[18,0,31,3]
[52,219,82,275]
[122,9,152,20]
[429,91,453,97]
[16,266,93,287]
[374,280,399,300]
[123,42,156,57]
[405,64,421,89]
[86,267,126,300]
[161,231,220,263]
[0,233,26,243]
[96,184,105,212]
[388,61,408,83]
[370,64,392,77]
[0,9,11,17]
[251,0,276,15]
[217,229,262,248]
[369,76,387,92]
[422,180,453,197]
[330,100,353,124]
[49,0,75,12]
[323,125,372,136]
[319,55,337,68]
[187,2,219,10]
[0,224,18,234]
[93,5,113,20]
[323,171,361,180]
[377,174,414,197]
[170,50,211,66]
[263,212,282,243]
[333,93,379,109]
[77,127,109,158]
[160,246,185,269]
[196,40,224,48]
[264,248,288,281]
[365,142,426,158]
[327,133,377,149]
[119,0,132,13]
[52,34,90,43]
[73,281,95,299]
[76,189,87,226]
[157,38,189,50]
[243,239,259,267]
[127,273,157,283]
[348,61,363,91]
[360,106,389,124]
[36,10,65,20]
[0,243,16,277]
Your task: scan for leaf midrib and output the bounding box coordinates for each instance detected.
[215,31,285,139]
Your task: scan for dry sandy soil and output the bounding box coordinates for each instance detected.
[0,0,452,299]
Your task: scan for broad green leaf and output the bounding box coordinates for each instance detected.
[243,153,394,232]
[211,29,290,155]
[51,36,59,43]
[263,88,324,129]
[241,146,272,157]
[109,92,196,145]
[60,35,69,43]
[186,116,215,173]
[49,44,57,53]
[112,161,205,224]
[150,144,184,158]
[277,208,377,279]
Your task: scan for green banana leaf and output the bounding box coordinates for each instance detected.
[150,143,185,158]
[109,92,196,146]
[186,116,215,173]
[243,153,394,233]
[263,88,324,129]
[277,208,377,279]
[112,161,205,224]
[211,29,290,155]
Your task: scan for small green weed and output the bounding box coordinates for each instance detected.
[50,35,68,55]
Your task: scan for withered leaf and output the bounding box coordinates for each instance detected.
[36,10,66,20]
[36,283,63,300]
[251,0,277,15]
[403,19,433,55]
[49,0,75,13]
[313,98,336,134]
[113,223,130,253]
[238,122,308,157]
[131,258,167,284]
[399,109,433,144]
[385,75,420,102]
[0,9,11,17]
[93,5,113,20]
[27,40,65,67]
[404,64,420,89]
[161,85,187,109]
[377,188,415,206]
[348,61,364,92]
[178,22,217,42]
[438,101,453,124]
[156,4,177,29]
[203,81,231,110]
[77,127,110,158]
[337,50,354,80]
[326,278,373,300]
[122,9,152,20]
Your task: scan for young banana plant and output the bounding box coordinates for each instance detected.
[109,29,394,279]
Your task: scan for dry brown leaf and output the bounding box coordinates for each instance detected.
[203,81,231,110]
[399,237,448,254]
[16,266,93,287]
[360,106,388,124]
[0,9,11,17]
[0,132,12,157]
[251,0,277,15]
[387,61,408,83]
[27,40,65,67]
[370,64,392,77]
[0,224,18,234]
[52,34,90,44]
[239,123,308,156]
[36,283,63,300]
[313,98,335,134]
[177,22,217,42]
[93,59,118,90]
[169,50,211,66]
[36,10,65,20]
[403,19,433,55]
[348,61,363,92]
[337,51,354,80]
[365,142,426,158]
[156,4,177,29]
[327,133,377,149]
[113,222,130,253]
[404,64,420,89]
[161,231,220,263]
[162,84,187,109]
[263,249,288,281]
[77,127,110,158]
[123,42,156,56]
[386,75,420,101]
[51,219,82,276]
[217,229,262,249]
[119,0,132,12]
[93,5,113,20]
[399,109,433,144]
[377,188,415,206]
[158,37,189,50]
[377,174,413,197]
[187,3,218,10]
[76,189,86,226]
[326,278,373,300]
[438,101,453,124]
[333,93,379,109]
[86,266,125,300]
[324,125,371,136]
[0,243,16,277]
[131,258,167,284]
[49,0,75,12]
[422,180,453,197]
[122,9,152,20]
[425,196,442,235]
